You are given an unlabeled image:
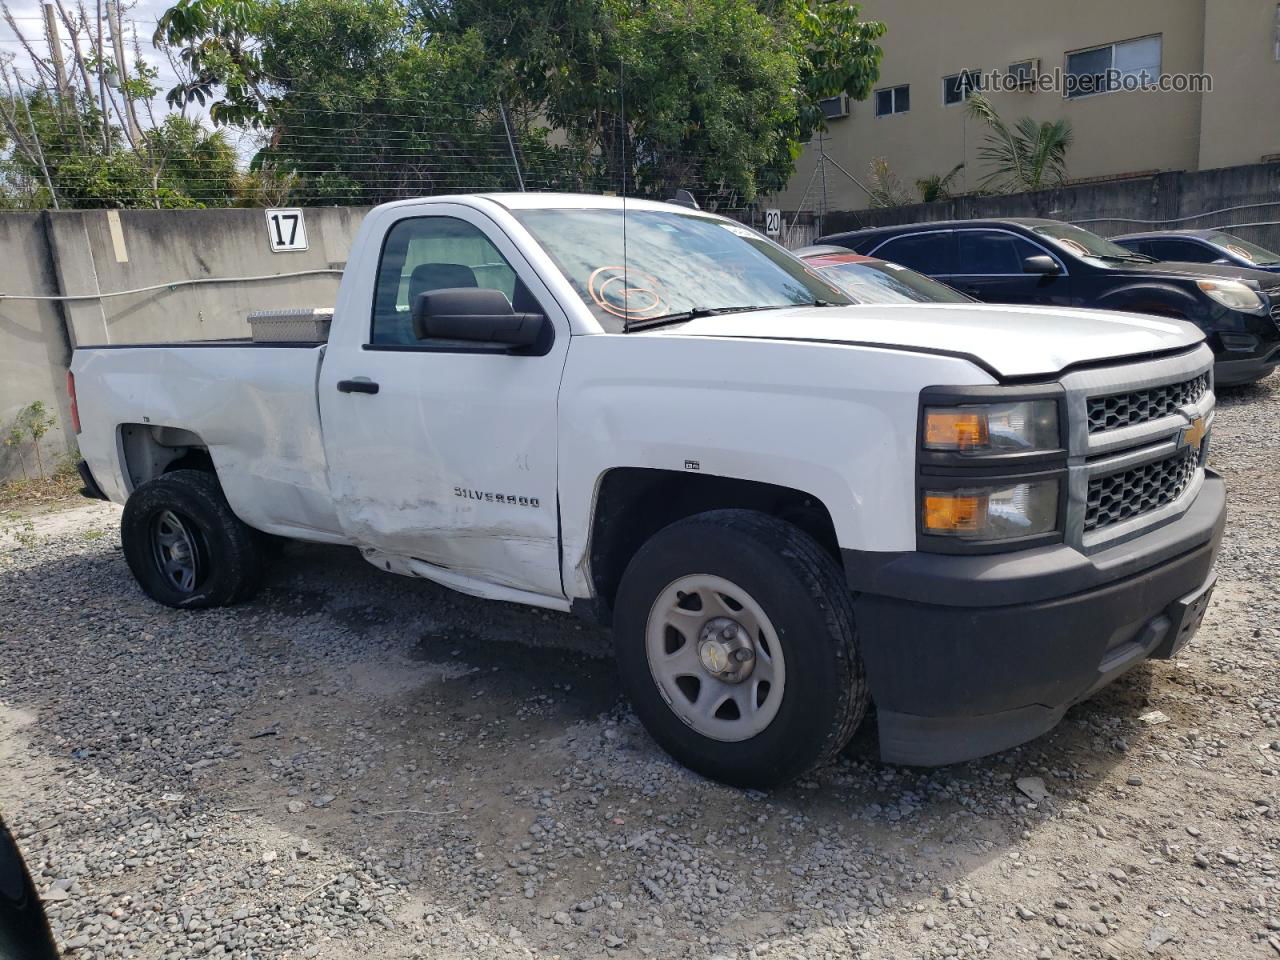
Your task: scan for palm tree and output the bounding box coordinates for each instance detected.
[867,156,912,208]
[964,94,1073,194]
[915,162,964,202]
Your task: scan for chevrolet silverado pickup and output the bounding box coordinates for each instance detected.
[70,194,1226,787]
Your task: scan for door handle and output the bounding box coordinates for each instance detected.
[337,378,380,395]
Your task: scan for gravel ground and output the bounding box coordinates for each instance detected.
[1,376,1277,960]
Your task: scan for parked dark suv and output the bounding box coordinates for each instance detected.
[1112,229,1280,274]
[818,218,1280,386]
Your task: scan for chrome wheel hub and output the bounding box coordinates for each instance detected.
[644,574,786,742]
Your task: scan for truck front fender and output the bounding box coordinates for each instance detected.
[556,333,995,602]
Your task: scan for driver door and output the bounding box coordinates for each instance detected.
[951,229,1071,306]
[317,206,571,598]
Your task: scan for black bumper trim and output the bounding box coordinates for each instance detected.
[76,460,108,501]
[846,479,1225,767]
[843,472,1225,608]
[1214,345,1280,386]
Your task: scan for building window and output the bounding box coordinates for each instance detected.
[1065,34,1162,98]
[1007,59,1040,88]
[818,94,850,119]
[942,70,981,105]
[875,84,910,116]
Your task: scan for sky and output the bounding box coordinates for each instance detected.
[0,0,211,126]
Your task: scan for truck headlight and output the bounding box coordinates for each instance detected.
[1196,279,1266,315]
[923,400,1060,455]
[922,479,1060,540]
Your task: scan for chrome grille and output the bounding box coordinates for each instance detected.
[1086,374,1209,434]
[1085,447,1197,532]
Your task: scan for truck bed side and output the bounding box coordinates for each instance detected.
[72,342,348,543]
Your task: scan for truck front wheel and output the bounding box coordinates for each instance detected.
[120,469,265,609]
[613,510,867,787]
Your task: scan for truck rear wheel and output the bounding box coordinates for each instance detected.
[613,509,867,788]
[120,469,265,609]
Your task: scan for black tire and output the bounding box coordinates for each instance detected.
[613,509,867,788]
[120,469,265,609]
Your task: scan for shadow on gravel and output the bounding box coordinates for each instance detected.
[1215,374,1278,407]
[2,531,1167,952]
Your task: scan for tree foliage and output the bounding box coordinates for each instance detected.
[916,162,964,203]
[0,2,248,209]
[965,94,1073,194]
[155,0,885,206]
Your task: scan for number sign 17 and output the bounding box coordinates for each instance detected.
[266,209,308,252]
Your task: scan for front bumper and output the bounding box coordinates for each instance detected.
[845,472,1226,766]
[1214,342,1280,386]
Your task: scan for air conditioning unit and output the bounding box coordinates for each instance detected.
[819,94,850,120]
[1008,59,1040,90]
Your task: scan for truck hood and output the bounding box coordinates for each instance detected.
[667,303,1204,379]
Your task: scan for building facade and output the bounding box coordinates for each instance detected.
[774,0,1280,214]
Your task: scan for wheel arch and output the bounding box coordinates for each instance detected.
[118,423,214,493]
[580,467,842,623]
[1094,281,1200,320]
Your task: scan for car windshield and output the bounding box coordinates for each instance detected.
[1205,231,1280,266]
[511,208,850,331]
[1031,222,1149,262]
[814,259,972,304]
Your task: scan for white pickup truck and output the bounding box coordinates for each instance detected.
[70,193,1225,787]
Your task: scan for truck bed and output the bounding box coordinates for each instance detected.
[72,341,348,544]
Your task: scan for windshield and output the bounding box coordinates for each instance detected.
[1205,231,1280,266]
[512,208,850,331]
[814,259,972,304]
[1031,222,1148,262]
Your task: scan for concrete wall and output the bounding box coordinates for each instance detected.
[817,160,1280,253]
[775,0,1277,213]
[0,215,73,483]
[0,206,369,482]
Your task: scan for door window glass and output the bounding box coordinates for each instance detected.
[1147,239,1216,263]
[956,231,1047,274]
[371,217,535,345]
[875,233,954,274]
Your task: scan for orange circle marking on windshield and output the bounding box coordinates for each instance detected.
[588,266,666,319]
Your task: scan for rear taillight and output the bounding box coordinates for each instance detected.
[67,370,81,434]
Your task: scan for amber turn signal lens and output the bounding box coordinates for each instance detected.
[922,493,986,533]
[924,410,989,451]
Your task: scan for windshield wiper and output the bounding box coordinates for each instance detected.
[1090,253,1156,264]
[626,306,724,332]
[625,304,796,332]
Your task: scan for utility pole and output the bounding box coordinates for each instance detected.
[105,0,141,143]
[817,129,829,240]
[498,101,525,192]
[42,4,68,99]
[95,0,109,148]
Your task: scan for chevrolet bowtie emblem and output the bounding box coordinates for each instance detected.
[1179,416,1208,452]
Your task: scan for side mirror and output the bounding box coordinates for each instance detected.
[411,288,547,348]
[1022,255,1061,275]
